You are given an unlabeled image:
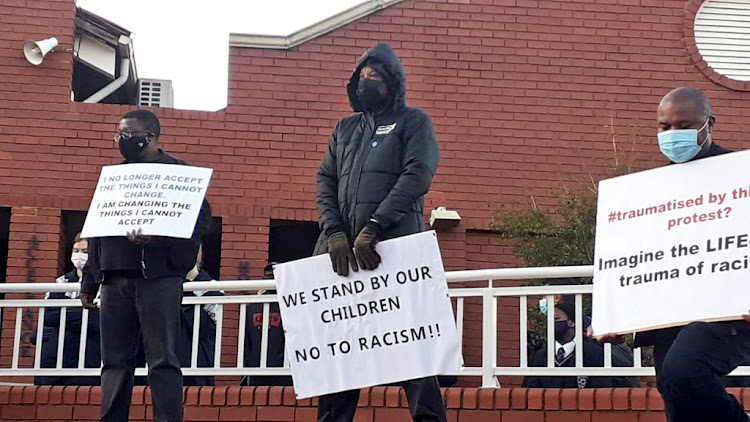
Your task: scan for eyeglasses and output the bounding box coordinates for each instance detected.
[114,131,153,142]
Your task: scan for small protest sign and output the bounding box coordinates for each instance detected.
[81,163,212,239]
[592,150,750,335]
[274,231,463,399]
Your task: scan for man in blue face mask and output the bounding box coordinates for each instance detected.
[656,86,724,163]
[597,87,750,422]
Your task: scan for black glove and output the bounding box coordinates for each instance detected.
[353,222,383,270]
[328,231,358,276]
[80,293,98,310]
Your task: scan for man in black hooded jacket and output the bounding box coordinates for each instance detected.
[314,43,446,422]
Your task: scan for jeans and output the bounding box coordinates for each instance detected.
[99,275,184,422]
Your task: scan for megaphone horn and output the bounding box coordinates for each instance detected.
[23,37,58,66]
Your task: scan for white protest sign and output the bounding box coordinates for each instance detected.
[81,163,212,239]
[592,150,750,336]
[274,231,462,399]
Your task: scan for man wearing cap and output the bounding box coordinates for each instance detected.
[314,43,444,421]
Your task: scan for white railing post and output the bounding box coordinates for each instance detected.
[78,308,89,369]
[546,294,555,368]
[237,304,247,368]
[259,302,270,369]
[574,294,583,369]
[481,288,499,387]
[519,295,528,369]
[213,304,223,369]
[11,308,22,369]
[55,307,67,369]
[34,308,45,370]
[456,298,464,353]
[190,304,201,368]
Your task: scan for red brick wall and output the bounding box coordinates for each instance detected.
[3,0,750,382]
[1,385,728,422]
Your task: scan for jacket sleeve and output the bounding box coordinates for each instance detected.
[371,110,440,231]
[80,237,101,296]
[316,120,347,236]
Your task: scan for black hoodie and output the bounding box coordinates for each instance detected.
[315,43,440,246]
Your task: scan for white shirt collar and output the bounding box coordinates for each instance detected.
[555,339,576,360]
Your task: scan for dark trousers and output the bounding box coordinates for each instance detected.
[100,275,184,422]
[653,321,750,422]
[317,376,446,422]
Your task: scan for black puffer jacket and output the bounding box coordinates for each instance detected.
[315,43,439,249]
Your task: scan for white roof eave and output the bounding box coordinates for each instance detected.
[229,0,405,49]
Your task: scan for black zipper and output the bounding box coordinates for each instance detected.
[141,247,147,278]
[350,113,377,234]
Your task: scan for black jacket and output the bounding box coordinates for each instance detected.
[81,150,212,294]
[244,298,286,368]
[315,43,439,248]
[634,142,744,347]
[242,292,293,386]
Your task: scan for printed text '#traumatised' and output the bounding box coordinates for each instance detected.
[604,188,750,230]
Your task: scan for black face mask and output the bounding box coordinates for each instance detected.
[118,136,150,161]
[357,78,388,111]
[554,320,571,343]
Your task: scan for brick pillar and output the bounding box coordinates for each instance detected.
[0,206,61,381]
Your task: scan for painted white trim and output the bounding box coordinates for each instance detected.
[229,0,406,49]
[695,0,750,81]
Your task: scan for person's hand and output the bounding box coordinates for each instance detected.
[353,223,382,270]
[327,232,358,277]
[126,228,151,245]
[80,293,98,310]
[586,326,626,344]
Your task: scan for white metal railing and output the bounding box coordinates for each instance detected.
[1,265,748,386]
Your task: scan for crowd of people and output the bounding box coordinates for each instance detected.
[20,42,750,422]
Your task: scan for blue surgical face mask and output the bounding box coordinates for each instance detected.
[657,119,710,163]
[538,298,548,315]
